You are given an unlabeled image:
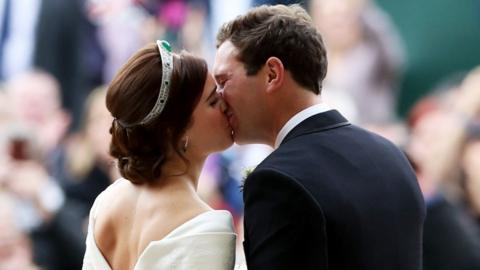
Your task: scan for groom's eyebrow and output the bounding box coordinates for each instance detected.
[214,73,228,84]
[214,74,222,82]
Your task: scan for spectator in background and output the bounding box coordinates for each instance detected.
[88,0,213,81]
[64,86,116,209]
[0,191,39,270]
[5,71,71,161]
[406,66,480,270]
[3,71,86,269]
[462,123,480,229]
[421,67,480,202]
[87,0,151,83]
[209,0,250,56]
[5,71,72,190]
[0,159,86,269]
[309,0,404,124]
[136,0,214,62]
[0,0,101,130]
[179,2,211,60]
[457,68,480,228]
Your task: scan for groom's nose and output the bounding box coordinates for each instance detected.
[216,87,224,97]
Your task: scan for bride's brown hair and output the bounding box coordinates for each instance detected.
[106,43,207,185]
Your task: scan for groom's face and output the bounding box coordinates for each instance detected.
[213,41,268,144]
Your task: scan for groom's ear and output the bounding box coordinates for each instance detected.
[265,57,284,94]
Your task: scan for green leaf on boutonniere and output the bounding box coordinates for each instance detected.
[240,167,255,192]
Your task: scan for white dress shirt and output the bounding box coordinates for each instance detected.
[274,103,331,148]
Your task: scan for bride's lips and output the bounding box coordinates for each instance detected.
[225,110,235,127]
[225,112,235,139]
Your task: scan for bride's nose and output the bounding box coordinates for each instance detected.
[219,99,228,113]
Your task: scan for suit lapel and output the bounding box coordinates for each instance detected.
[281,110,350,146]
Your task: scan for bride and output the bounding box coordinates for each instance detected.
[82,40,237,269]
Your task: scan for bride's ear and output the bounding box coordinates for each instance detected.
[265,57,284,94]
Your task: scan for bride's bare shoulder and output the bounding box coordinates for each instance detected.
[92,179,138,253]
[92,177,211,268]
[95,179,137,221]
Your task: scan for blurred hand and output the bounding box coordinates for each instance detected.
[455,67,480,117]
[1,161,49,202]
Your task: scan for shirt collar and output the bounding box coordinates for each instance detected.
[274,103,331,148]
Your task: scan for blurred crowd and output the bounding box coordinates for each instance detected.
[0,0,479,269]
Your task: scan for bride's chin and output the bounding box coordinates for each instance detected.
[207,128,234,153]
[224,135,234,148]
[220,133,235,150]
[210,141,234,154]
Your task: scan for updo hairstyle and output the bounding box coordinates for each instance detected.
[106,43,208,184]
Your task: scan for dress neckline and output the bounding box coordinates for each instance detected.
[91,209,231,270]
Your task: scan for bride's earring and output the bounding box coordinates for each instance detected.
[183,136,189,152]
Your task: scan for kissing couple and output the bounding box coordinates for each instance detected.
[82,4,425,270]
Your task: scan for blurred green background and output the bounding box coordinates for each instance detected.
[376,0,480,116]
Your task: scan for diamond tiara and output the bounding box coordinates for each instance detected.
[120,40,174,127]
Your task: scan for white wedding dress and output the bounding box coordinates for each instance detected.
[82,181,237,270]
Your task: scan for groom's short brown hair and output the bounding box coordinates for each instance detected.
[216,4,327,94]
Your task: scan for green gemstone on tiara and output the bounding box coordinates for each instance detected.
[160,40,172,52]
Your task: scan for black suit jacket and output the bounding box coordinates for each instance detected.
[243,110,426,270]
[423,195,480,270]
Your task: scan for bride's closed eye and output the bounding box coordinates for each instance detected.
[209,96,220,107]
[206,86,221,107]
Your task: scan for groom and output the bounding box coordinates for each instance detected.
[213,4,425,270]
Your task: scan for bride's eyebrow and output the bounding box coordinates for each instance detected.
[206,85,218,101]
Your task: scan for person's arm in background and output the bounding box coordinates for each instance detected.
[1,160,86,268]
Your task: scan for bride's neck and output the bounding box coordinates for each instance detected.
[154,152,206,191]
